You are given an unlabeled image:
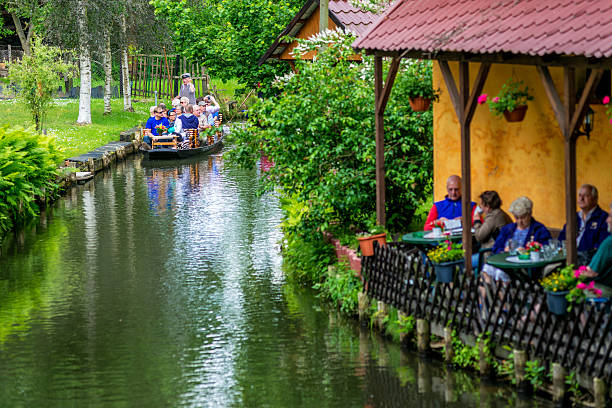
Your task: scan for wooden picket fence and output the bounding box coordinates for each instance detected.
[128,54,209,101]
[362,242,612,381]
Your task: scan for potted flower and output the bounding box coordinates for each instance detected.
[525,241,542,261]
[432,219,445,237]
[426,241,464,283]
[540,265,601,315]
[478,78,534,122]
[155,124,168,135]
[357,225,387,257]
[402,60,440,112]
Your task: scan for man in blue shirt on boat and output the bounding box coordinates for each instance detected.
[143,107,170,149]
[559,184,609,264]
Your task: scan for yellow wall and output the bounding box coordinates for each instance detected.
[433,63,612,229]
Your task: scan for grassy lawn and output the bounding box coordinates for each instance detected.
[0,98,150,159]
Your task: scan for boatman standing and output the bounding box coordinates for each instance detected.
[424,175,476,231]
[177,73,196,105]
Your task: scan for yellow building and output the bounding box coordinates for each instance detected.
[433,63,611,229]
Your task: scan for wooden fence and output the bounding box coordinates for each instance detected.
[362,242,612,382]
[128,54,209,102]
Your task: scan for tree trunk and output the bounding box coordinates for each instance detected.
[77,0,92,124]
[10,12,32,56]
[103,29,112,115]
[120,13,133,112]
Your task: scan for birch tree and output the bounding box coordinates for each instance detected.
[103,28,112,115]
[76,0,91,124]
[120,12,133,112]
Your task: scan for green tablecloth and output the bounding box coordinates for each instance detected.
[401,231,462,246]
[486,252,565,270]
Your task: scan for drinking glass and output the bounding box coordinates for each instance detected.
[508,239,518,255]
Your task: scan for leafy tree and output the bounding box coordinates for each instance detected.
[227,29,433,234]
[151,0,300,88]
[7,36,76,132]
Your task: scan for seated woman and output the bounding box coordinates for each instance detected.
[484,196,552,282]
[472,190,512,270]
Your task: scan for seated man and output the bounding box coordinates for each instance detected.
[143,106,170,148]
[424,175,476,231]
[178,104,199,148]
[583,204,612,297]
[559,184,609,264]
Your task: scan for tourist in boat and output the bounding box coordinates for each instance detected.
[143,106,170,149]
[149,105,157,118]
[159,103,168,118]
[176,73,196,105]
[167,109,177,133]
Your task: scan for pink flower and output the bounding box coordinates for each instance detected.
[447,246,452,251]
[577,282,587,290]
[588,281,595,290]
[603,96,610,104]
[574,270,582,278]
[477,94,487,105]
[578,265,587,272]
[594,288,603,297]
[493,97,500,102]
[609,117,612,125]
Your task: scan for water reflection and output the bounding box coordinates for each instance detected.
[0,153,552,407]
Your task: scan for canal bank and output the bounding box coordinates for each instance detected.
[0,153,552,407]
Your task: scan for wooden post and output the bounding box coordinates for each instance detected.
[358,291,369,322]
[373,55,400,226]
[319,0,329,32]
[479,340,492,377]
[417,319,430,354]
[444,327,453,364]
[376,301,388,331]
[514,350,528,391]
[594,377,607,408]
[552,363,566,404]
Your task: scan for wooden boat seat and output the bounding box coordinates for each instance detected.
[185,129,199,148]
[151,134,177,149]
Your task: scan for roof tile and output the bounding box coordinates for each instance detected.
[354,0,612,59]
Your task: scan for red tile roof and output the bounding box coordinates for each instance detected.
[259,0,381,65]
[353,0,612,59]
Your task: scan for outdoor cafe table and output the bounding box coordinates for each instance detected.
[485,252,566,281]
[401,231,462,246]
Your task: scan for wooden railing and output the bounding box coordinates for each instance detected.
[362,242,612,382]
[128,54,209,101]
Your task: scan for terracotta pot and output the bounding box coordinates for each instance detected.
[357,233,387,257]
[409,97,431,112]
[503,105,528,122]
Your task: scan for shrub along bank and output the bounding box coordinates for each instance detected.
[0,126,62,240]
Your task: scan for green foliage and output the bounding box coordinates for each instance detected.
[0,125,61,239]
[226,29,433,235]
[426,241,464,263]
[399,60,440,101]
[493,347,515,380]
[565,371,582,401]
[524,359,546,391]
[447,330,479,369]
[314,263,364,315]
[150,0,300,87]
[7,36,76,132]
[484,78,534,116]
[396,313,415,336]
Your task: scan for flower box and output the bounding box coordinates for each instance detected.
[546,290,569,315]
[409,97,431,112]
[433,259,464,283]
[357,233,386,257]
[503,105,528,122]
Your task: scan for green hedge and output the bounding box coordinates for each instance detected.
[0,126,61,238]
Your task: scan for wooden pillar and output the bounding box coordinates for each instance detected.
[459,62,473,275]
[563,67,578,265]
[552,363,566,404]
[373,56,400,226]
[439,60,490,276]
[416,319,430,354]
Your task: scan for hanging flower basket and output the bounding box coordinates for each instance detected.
[503,105,528,122]
[546,290,569,315]
[433,259,464,283]
[409,97,431,112]
[357,233,387,257]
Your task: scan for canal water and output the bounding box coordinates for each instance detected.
[0,152,551,407]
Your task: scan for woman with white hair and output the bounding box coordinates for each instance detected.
[492,196,552,254]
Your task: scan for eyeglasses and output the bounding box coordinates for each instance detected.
[155,111,162,114]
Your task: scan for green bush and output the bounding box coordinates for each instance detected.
[227,29,433,236]
[314,262,363,315]
[0,126,61,238]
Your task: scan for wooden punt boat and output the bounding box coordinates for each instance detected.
[141,135,223,160]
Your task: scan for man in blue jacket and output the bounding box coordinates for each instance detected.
[559,184,609,263]
[424,175,476,231]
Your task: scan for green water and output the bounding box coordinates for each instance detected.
[0,153,551,407]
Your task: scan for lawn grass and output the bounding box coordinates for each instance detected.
[0,98,150,159]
